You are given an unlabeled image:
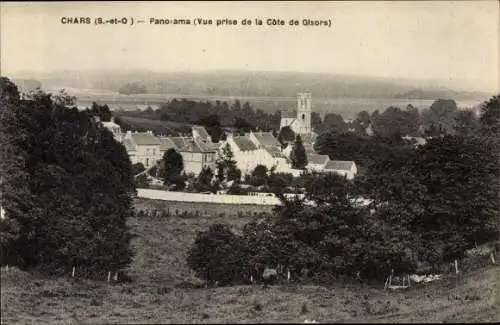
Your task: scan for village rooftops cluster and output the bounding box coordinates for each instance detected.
[98,91,358,179]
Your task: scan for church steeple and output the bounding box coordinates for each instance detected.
[297,91,312,134]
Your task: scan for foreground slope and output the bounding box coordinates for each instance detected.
[1,214,499,324]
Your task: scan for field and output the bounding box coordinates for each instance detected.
[112,115,192,135]
[1,212,499,324]
[79,94,483,120]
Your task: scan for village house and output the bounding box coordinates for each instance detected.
[122,131,162,168]
[178,138,217,175]
[322,160,357,180]
[224,131,289,175]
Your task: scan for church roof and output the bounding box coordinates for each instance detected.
[281,110,296,119]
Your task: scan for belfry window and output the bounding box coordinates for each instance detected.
[302,114,305,120]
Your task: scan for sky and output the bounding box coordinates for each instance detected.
[1,1,499,92]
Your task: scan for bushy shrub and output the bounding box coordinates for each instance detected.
[186,224,245,285]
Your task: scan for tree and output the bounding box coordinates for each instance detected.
[277,126,295,146]
[247,165,268,187]
[131,162,145,175]
[357,110,371,127]
[195,166,214,192]
[187,223,245,285]
[162,149,184,189]
[0,81,135,278]
[479,95,500,140]
[453,110,480,137]
[0,77,25,266]
[291,135,308,169]
[322,113,348,134]
[196,114,224,142]
[215,144,241,185]
[90,102,112,122]
[303,172,352,206]
[422,99,458,135]
[311,112,323,133]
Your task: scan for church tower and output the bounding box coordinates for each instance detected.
[296,91,312,134]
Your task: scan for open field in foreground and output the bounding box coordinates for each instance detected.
[1,214,499,324]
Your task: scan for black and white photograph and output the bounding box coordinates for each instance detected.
[1,1,499,323]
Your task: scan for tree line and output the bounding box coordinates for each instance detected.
[0,78,135,279]
[186,95,500,285]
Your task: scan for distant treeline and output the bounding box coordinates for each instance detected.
[114,96,482,147]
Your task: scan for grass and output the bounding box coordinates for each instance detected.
[2,212,500,324]
[134,197,275,216]
[114,115,191,135]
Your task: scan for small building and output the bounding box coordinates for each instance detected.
[101,118,123,142]
[123,131,162,168]
[323,160,357,180]
[306,153,330,172]
[192,125,212,143]
[225,132,289,175]
[178,138,217,175]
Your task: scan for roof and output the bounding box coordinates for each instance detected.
[169,137,191,149]
[159,137,178,151]
[281,110,296,118]
[253,132,281,148]
[192,125,211,141]
[102,121,120,129]
[265,146,286,158]
[308,154,329,165]
[130,133,161,146]
[232,136,258,151]
[179,138,216,153]
[123,138,136,152]
[324,160,356,171]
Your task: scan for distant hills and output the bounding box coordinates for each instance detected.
[6,69,494,101]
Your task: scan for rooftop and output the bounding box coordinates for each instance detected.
[232,136,258,151]
[123,138,136,152]
[281,110,296,119]
[159,137,178,151]
[179,138,216,153]
[265,146,286,158]
[130,132,161,146]
[324,160,356,171]
[308,153,329,165]
[169,137,191,149]
[192,125,211,141]
[252,132,281,148]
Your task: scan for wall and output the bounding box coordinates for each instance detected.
[137,188,282,205]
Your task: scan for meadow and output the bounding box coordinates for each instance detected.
[1,211,499,324]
